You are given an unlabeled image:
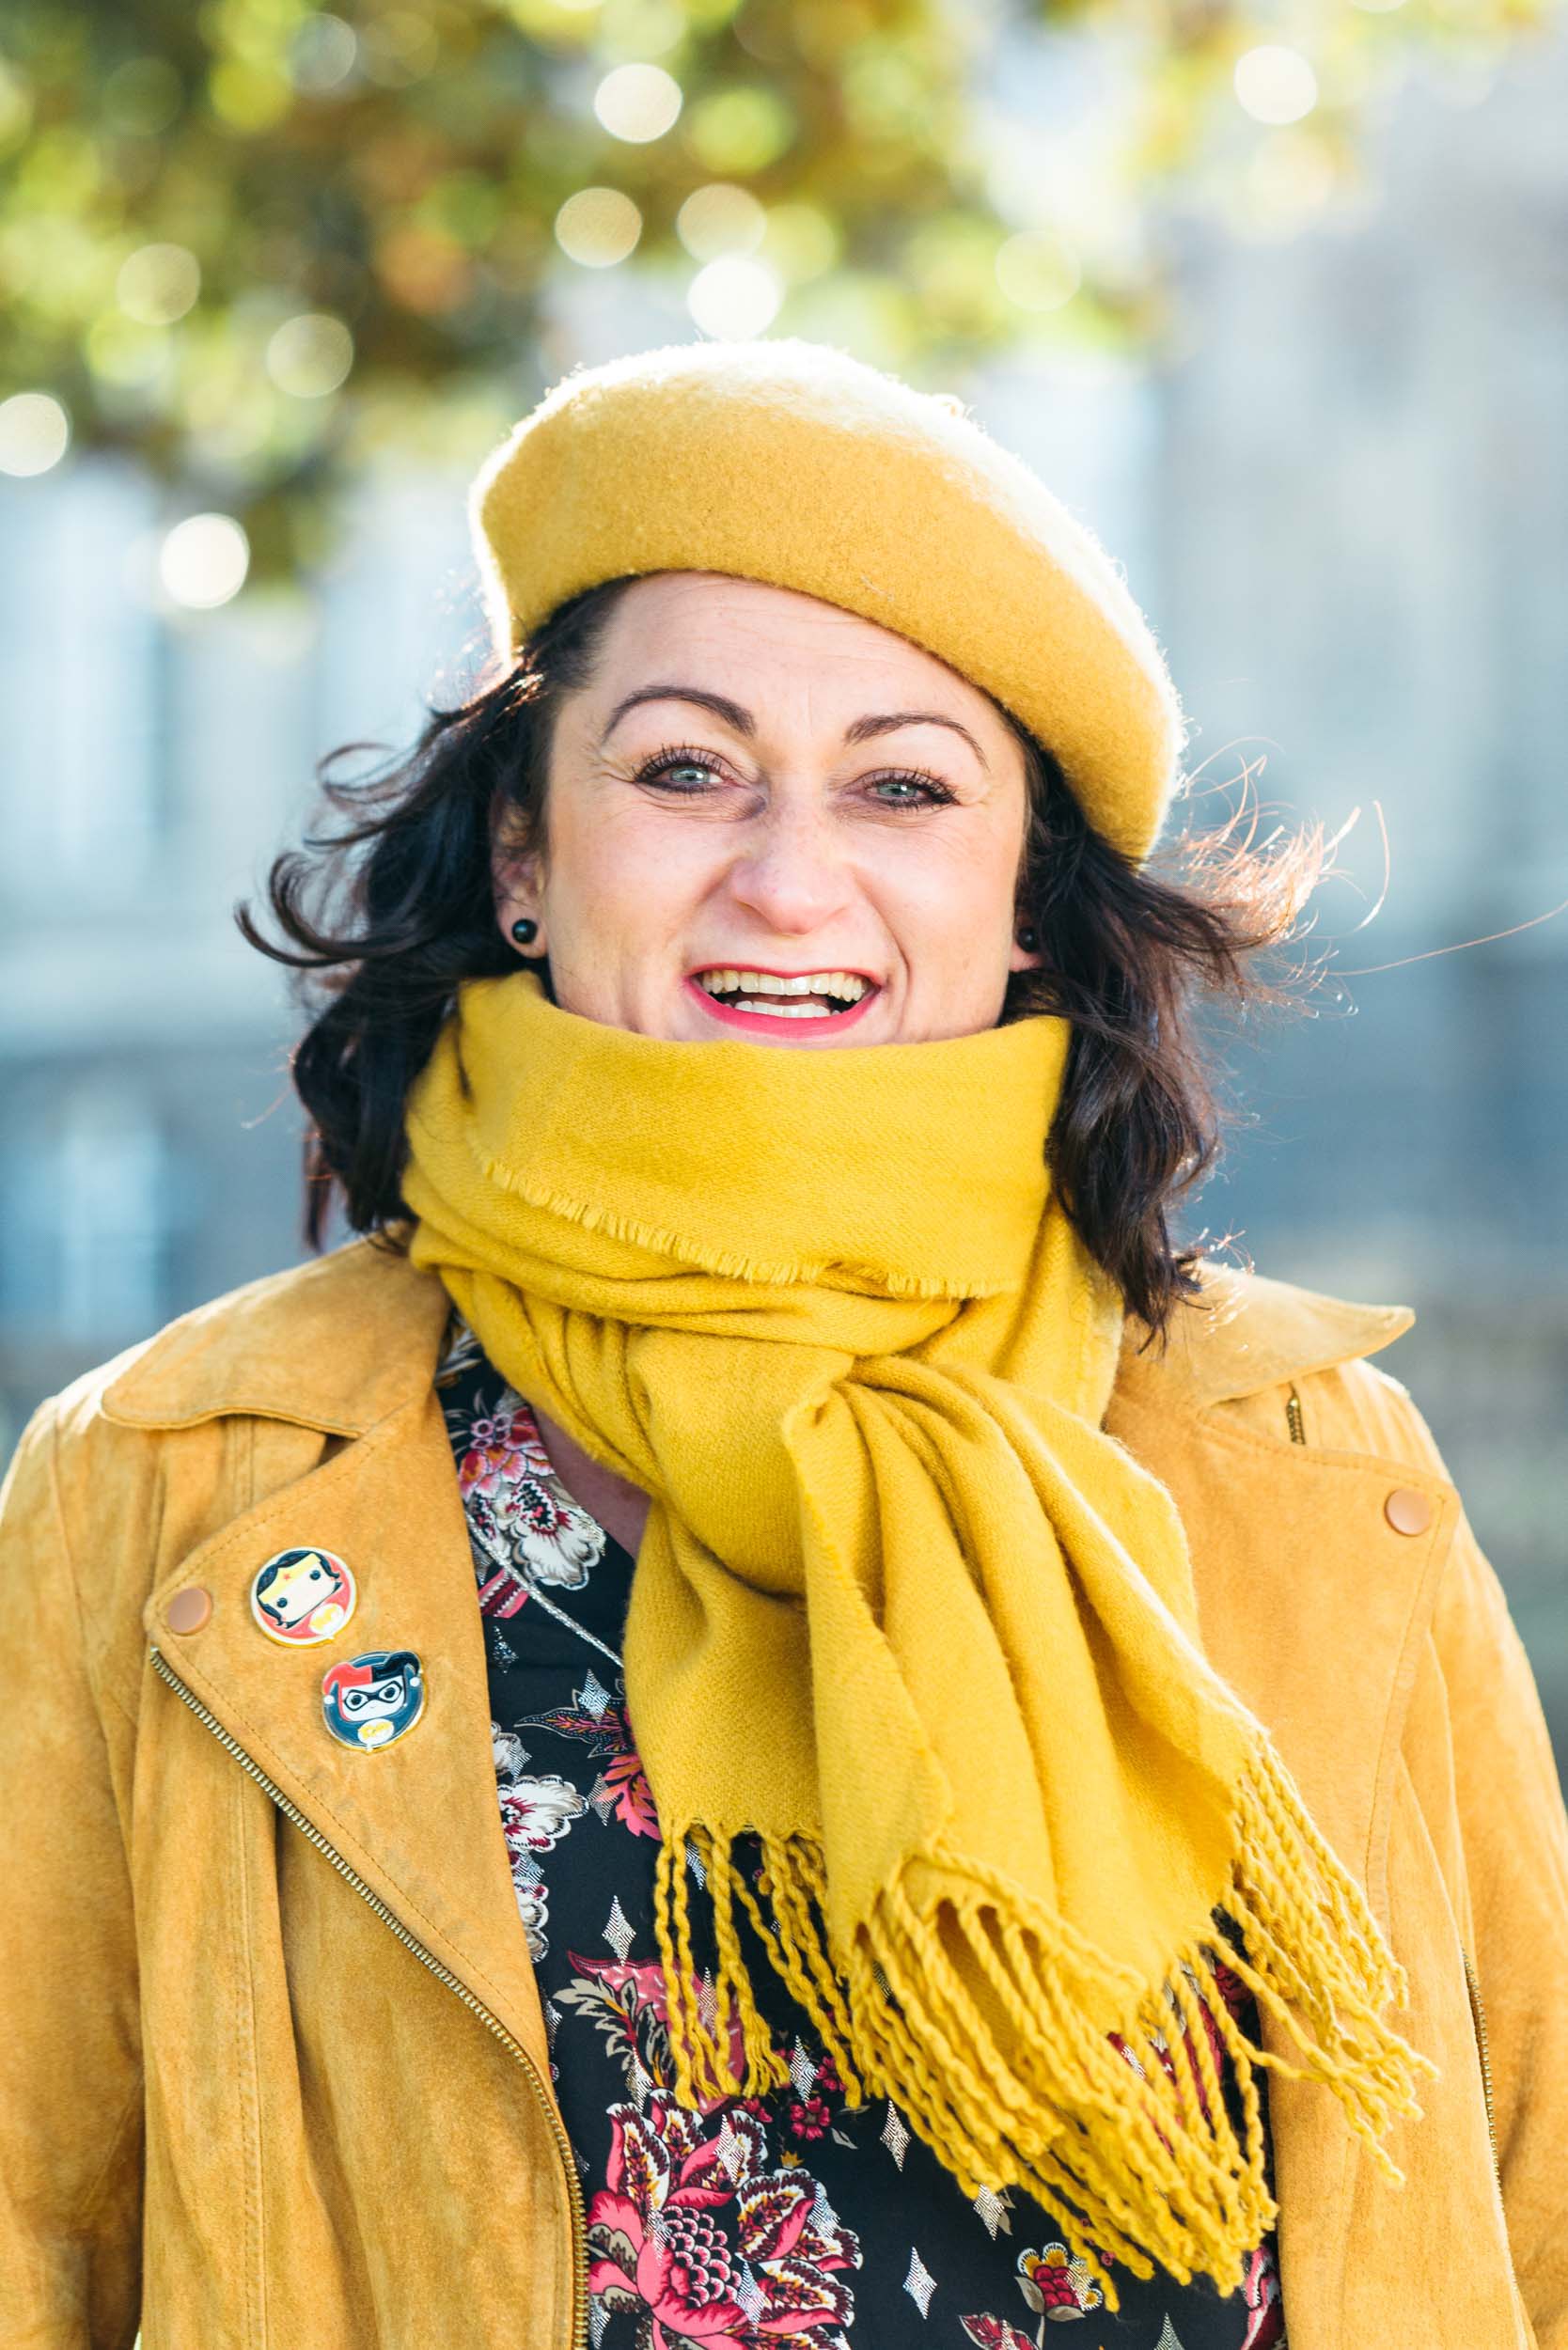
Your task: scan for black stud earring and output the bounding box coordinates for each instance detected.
[510,917,539,948]
[1017,925,1039,953]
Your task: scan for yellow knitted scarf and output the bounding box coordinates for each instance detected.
[402,971,1426,2302]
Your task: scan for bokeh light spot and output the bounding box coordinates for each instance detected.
[677,182,766,261]
[0,392,71,478]
[358,12,440,85]
[266,312,355,398]
[102,55,182,136]
[209,59,293,133]
[555,186,643,266]
[289,14,359,94]
[1237,130,1338,233]
[995,228,1081,314]
[160,513,251,609]
[688,254,784,339]
[85,314,173,389]
[593,62,682,143]
[599,0,684,55]
[1234,45,1320,126]
[760,202,839,286]
[117,242,201,326]
[686,86,794,174]
[375,225,472,314]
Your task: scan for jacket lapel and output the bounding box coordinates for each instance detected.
[127,1287,553,2076]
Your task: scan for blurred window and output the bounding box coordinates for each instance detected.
[0,463,164,896]
[0,1083,176,1343]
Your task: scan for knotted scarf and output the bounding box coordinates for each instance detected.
[402,970,1427,2301]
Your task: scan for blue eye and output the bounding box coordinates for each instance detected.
[635,744,955,810]
[635,746,720,792]
[870,773,953,807]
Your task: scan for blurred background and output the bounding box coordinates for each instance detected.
[2,0,1563,1773]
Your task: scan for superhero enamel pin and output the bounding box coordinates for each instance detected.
[321,1650,426,1752]
[250,1546,357,1647]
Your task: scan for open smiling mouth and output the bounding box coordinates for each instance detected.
[686,967,880,1029]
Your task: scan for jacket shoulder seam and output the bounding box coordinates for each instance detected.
[34,1401,120,1711]
[17,1397,144,1772]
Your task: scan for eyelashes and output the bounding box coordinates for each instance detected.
[632,742,958,810]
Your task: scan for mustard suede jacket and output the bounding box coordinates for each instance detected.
[2,1240,1564,2350]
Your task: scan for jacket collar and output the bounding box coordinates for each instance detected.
[1120,1259,1415,1407]
[102,1238,450,1436]
[102,1238,1415,1435]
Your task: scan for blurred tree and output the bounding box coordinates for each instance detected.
[0,0,1551,581]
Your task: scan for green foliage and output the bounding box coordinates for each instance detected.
[0,0,1550,580]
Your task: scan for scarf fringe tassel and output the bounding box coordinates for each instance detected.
[652,1749,1435,2311]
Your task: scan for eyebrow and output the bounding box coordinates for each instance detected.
[599,683,989,771]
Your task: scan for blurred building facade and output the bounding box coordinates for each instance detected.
[2,20,1563,1758]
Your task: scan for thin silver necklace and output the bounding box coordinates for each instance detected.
[464,1506,626,1675]
[443,1323,629,1673]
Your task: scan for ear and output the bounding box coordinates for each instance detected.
[491,809,543,955]
[494,866,541,953]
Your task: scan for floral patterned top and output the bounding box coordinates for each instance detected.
[438,1324,1289,2350]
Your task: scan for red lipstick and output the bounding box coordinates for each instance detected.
[683,970,881,1040]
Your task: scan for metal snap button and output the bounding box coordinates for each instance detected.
[167,1586,213,1634]
[1384,1487,1434,1537]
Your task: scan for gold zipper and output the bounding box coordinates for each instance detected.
[1462,1946,1501,2189]
[149,1646,589,2350]
[1284,1386,1307,1445]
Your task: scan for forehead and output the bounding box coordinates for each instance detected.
[591,572,1011,738]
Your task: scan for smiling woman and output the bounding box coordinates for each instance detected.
[491,570,1047,1047]
[243,561,1311,1335]
[5,339,1566,2350]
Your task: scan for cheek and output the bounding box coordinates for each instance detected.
[874,818,1026,957]
[545,798,713,935]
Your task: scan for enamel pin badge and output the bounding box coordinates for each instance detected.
[250,1546,357,1647]
[321,1651,426,1752]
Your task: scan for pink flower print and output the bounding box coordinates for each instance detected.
[511,1873,551,1965]
[523,1694,659,1839]
[785,2092,832,2143]
[597,1740,660,1839]
[458,1391,604,1597]
[561,1955,761,2116]
[1016,2241,1104,2319]
[588,2095,859,2347]
[740,2049,847,2146]
[497,1774,588,1857]
[461,1396,552,1488]
[492,1760,586,1960]
[1241,2241,1286,2348]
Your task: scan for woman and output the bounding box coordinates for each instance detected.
[2,339,1564,2350]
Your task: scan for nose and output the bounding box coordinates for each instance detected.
[723,798,856,935]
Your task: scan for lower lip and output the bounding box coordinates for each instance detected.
[683,976,880,1037]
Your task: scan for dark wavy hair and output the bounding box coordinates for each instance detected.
[239,575,1326,1337]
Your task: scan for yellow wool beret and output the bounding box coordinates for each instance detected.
[469,337,1188,863]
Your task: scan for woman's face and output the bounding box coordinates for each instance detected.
[494,572,1042,1046]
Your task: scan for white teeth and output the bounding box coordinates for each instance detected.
[730,998,833,1018]
[694,967,870,1005]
